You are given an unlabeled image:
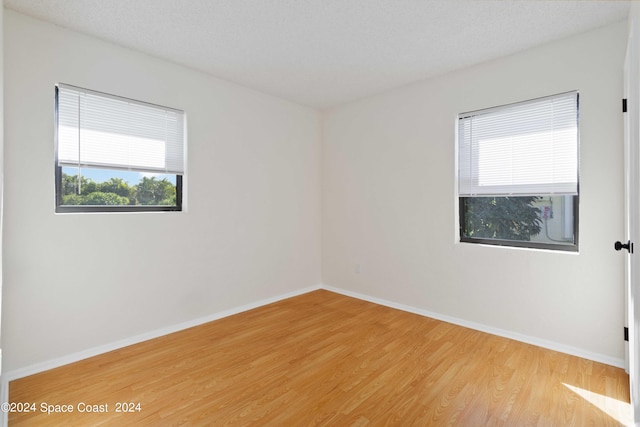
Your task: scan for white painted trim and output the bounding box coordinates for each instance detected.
[0,281,623,427]
[0,371,7,427]
[0,285,318,427]
[321,284,625,369]
[0,285,321,389]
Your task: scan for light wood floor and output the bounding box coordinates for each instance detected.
[8,290,631,426]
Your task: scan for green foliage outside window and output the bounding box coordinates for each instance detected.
[462,196,543,241]
[61,173,176,206]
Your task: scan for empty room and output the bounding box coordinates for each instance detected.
[1,0,639,425]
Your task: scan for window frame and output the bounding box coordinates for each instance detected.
[54,84,184,213]
[456,92,580,251]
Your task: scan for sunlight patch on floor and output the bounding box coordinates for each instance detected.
[563,383,631,426]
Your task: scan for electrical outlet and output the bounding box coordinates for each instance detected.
[355,263,361,274]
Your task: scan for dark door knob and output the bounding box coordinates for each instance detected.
[615,240,633,253]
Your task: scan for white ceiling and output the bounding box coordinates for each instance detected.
[4,0,631,109]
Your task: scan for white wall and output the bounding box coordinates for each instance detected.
[323,22,628,364]
[0,2,4,375]
[2,10,321,373]
[1,8,628,375]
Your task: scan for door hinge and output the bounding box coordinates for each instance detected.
[623,98,628,113]
[625,326,629,342]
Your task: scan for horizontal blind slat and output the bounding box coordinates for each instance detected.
[458,91,578,197]
[56,84,185,175]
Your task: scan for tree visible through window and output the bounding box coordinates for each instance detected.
[462,196,542,241]
[60,171,177,206]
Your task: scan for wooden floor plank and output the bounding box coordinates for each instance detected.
[8,290,630,426]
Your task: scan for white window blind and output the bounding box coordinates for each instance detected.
[458,91,578,197]
[56,83,185,175]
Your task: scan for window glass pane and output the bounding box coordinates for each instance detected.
[457,92,578,251]
[529,196,575,245]
[60,167,178,207]
[461,195,575,247]
[55,84,185,213]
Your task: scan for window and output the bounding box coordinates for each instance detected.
[55,83,185,213]
[457,91,579,251]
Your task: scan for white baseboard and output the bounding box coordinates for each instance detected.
[0,281,624,427]
[321,284,626,369]
[0,285,323,427]
[1,284,321,387]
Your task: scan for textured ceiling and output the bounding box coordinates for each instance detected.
[4,0,631,109]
